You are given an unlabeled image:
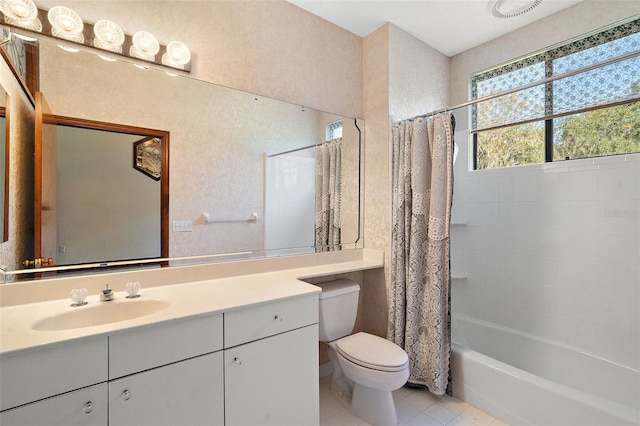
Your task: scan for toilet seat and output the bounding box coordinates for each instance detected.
[335,332,409,372]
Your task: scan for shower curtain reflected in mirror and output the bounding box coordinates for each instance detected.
[388,113,455,395]
[315,138,342,252]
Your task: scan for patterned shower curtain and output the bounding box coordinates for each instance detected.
[388,113,455,395]
[315,139,342,252]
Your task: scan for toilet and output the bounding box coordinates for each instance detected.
[317,278,409,426]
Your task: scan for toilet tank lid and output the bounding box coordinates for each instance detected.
[316,278,360,299]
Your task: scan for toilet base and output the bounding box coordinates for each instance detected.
[351,382,399,426]
[330,375,353,408]
[326,339,405,425]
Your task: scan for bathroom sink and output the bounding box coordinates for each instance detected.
[32,299,170,331]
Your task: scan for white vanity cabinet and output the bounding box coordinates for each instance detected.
[0,337,108,426]
[1,289,322,426]
[0,384,108,426]
[109,352,224,426]
[108,314,224,426]
[224,294,319,425]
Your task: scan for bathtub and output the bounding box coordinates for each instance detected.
[451,314,639,426]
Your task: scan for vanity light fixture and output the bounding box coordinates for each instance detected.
[0,0,41,32]
[93,19,124,53]
[48,6,84,43]
[489,0,542,18]
[131,30,159,61]
[0,5,192,73]
[162,40,191,68]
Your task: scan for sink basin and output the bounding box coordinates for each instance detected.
[32,299,170,331]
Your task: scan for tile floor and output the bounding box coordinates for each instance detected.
[319,376,510,426]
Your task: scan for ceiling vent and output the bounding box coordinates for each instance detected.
[489,0,543,18]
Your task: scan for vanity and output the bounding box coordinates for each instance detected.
[0,249,383,426]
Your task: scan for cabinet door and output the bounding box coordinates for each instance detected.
[225,324,319,426]
[0,383,107,426]
[109,351,223,426]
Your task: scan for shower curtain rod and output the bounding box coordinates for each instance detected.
[267,137,341,157]
[401,48,640,123]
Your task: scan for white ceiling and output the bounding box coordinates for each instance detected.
[288,0,583,56]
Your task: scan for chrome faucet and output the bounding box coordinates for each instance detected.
[100,284,114,301]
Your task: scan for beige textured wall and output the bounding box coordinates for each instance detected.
[362,25,391,337]
[361,24,450,337]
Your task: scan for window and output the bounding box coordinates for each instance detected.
[472,17,640,169]
[326,119,343,141]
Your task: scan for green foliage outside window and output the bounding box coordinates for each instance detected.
[476,99,640,169]
[476,123,544,169]
[554,102,640,161]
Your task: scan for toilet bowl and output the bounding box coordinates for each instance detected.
[334,332,409,425]
[317,279,410,426]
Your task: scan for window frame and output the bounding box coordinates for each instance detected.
[471,17,640,170]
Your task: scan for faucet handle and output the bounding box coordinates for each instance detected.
[100,284,114,301]
[70,288,88,306]
[125,281,140,298]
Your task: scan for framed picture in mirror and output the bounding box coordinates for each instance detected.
[134,137,162,181]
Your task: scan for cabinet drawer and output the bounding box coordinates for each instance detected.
[109,352,223,426]
[0,337,108,411]
[224,294,318,348]
[109,314,223,379]
[0,383,107,426]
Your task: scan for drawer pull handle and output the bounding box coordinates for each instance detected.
[122,389,132,401]
[234,357,242,365]
[274,315,283,322]
[83,401,93,414]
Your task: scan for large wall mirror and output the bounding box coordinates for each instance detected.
[1,33,362,282]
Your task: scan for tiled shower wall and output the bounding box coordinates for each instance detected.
[450,131,640,369]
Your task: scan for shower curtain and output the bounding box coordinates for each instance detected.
[388,113,455,395]
[315,138,342,252]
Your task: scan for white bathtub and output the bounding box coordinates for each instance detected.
[451,314,639,426]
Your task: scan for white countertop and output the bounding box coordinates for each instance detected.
[0,250,384,355]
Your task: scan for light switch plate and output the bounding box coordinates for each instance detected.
[172,220,193,232]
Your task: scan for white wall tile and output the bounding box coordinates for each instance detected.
[598,164,640,200]
[566,169,598,201]
[597,232,639,265]
[565,200,598,232]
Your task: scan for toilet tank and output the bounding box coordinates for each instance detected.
[316,278,360,342]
